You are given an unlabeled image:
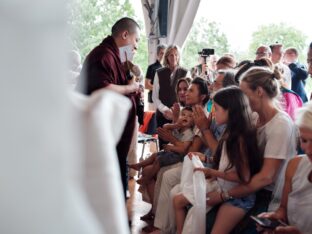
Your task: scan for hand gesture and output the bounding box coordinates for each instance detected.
[187,152,195,160]
[188,152,206,162]
[200,63,207,76]
[193,167,214,178]
[163,144,173,152]
[157,127,175,142]
[256,211,288,234]
[192,105,211,131]
[206,191,223,206]
[128,81,140,94]
[171,102,180,122]
[258,209,286,221]
[164,109,173,120]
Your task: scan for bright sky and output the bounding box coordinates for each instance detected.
[132,0,312,52]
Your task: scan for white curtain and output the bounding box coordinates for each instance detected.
[0,1,130,233]
[166,0,201,48]
[141,0,201,63]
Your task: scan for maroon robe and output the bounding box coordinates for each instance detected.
[77,36,136,197]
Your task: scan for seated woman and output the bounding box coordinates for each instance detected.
[129,107,195,185]
[235,58,303,121]
[173,87,263,234]
[171,78,192,123]
[152,45,189,148]
[257,101,312,234]
[135,78,192,223]
[143,78,211,233]
[206,66,298,233]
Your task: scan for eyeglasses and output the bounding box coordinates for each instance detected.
[255,52,268,56]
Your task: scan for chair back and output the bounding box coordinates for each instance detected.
[139,111,157,134]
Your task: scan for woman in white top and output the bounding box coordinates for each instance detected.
[258,101,312,234]
[152,45,189,122]
[206,66,298,233]
[152,45,189,149]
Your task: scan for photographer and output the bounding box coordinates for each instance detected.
[195,48,216,82]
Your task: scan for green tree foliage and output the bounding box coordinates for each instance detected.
[248,23,311,96]
[68,0,148,72]
[248,23,308,62]
[133,35,148,74]
[181,18,229,69]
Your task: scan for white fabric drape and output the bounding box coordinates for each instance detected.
[141,0,201,63]
[0,1,130,233]
[180,156,206,234]
[165,0,200,49]
[70,90,131,234]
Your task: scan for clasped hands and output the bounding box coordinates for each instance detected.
[192,105,212,131]
[157,127,174,142]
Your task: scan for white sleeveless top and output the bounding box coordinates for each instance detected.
[287,155,312,234]
[217,142,238,191]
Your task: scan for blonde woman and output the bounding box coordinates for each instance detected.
[152,45,189,148]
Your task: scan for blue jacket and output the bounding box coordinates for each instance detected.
[289,62,309,102]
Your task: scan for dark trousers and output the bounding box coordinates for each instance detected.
[117,155,128,200]
[116,113,136,200]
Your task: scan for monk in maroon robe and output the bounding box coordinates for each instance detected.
[76,17,141,199]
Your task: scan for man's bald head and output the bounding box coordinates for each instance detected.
[111,17,140,37]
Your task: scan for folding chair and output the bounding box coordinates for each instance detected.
[137,111,159,168]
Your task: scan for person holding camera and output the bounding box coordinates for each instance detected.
[195,48,216,83]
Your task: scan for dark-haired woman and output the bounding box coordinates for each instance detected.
[206,67,298,233]
[152,45,189,148]
[174,86,263,234]
[171,78,191,123]
[148,77,211,233]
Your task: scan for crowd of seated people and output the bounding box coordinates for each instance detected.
[72,36,312,233]
[131,42,312,234]
[69,16,312,233]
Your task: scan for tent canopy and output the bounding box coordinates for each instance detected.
[141,0,201,63]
